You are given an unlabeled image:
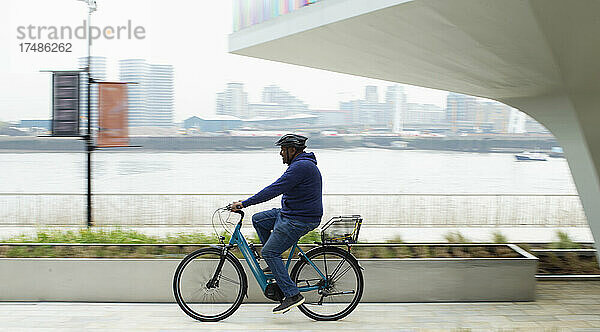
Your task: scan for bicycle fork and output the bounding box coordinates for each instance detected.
[206,245,229,289]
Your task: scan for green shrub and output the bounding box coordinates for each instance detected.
[491,231,508,243]
[3,228,231,245]
[550,231,581,249]
[386,235,404,244]
[444,231,470,243]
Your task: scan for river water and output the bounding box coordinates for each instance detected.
[2,149,593,242]
[0,149,577,194]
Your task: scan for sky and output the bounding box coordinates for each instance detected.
[0,0,448,123]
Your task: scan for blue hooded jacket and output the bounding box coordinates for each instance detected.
[242,152,323,224]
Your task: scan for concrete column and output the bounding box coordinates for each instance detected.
[505,94,600,259]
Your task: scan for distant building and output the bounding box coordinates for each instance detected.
[479,101,510,133]
[446,92,479,133]
[365,85,379,103]
[242,114,318,130]
[119,59,174,127]
[405,103,445,128]
[248,103,284,118]
[216,83,310,126]
[183,115,242,132]
[507,109,527,134]
[310,109,352,127]
[385,85,407,133]
[261,85,309,117]
[340,86,388,130]
[18,120,51,131]
[216,83,249,119]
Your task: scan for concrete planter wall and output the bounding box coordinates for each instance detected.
[0,244,537,302]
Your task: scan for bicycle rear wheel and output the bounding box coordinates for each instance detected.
[290,246,363,321]
[173,247,247,322]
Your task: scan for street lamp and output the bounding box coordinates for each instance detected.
[77,0,97,228]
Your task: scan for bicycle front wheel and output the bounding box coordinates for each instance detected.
[173,247,247,322]
[290,246,363,321]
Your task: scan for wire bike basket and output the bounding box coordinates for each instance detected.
[320,215,362,244]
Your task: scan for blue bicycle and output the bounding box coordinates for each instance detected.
[173,207,364,321]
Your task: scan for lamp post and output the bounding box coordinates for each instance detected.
[78,0,97,228]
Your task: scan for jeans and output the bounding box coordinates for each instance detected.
[252,208,320,298]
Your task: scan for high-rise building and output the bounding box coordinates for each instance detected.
[385,85,407,133]
[119,59,174,127]
[147,64,174,127]
[446,93,478,133]
[365,86,379,103]
[78,56,107,132]
[261,85,308,117]
[507,108,527,134]
[341,86,387,130]
[405,103,445,128]
[216,83,249,119]
[480,101,511,133]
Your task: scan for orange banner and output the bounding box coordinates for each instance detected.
[97,83,129,147]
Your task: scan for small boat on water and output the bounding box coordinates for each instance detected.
[549,146,564,158]
[515,151,548,161]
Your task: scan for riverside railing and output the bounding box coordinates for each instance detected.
[0,193,587,228]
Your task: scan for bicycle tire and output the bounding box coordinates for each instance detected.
[173,247,247,322]
[290,246,363,321]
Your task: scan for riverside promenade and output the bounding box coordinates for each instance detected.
[1,281,599,331]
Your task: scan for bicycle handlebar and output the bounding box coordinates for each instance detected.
[225,204,245,220]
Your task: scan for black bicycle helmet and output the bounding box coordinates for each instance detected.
[275,134,308,148]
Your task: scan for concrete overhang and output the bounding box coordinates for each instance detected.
[229,0,600,261]
[229,0,600,102]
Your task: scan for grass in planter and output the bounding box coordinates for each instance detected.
[451,246,472,258]
[433,246,452,258]
[394,246,412,258]
[469,246,492,258]
[413,246,431,258]
[494,246,521,258]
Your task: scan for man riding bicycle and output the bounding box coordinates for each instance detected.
[231,133,323,314]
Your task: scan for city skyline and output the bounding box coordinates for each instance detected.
[0,0,448,124]
[196,82,548,135]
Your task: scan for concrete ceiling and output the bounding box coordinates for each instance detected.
[230,0,600,102]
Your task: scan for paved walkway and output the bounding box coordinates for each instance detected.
[1,282,599,331]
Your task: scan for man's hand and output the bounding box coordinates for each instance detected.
[230,201,244,211]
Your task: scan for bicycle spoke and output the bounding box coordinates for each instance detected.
[174,248,246,321]
[292,248,363,321]
[331,265,352,284]
[219,274,240,285]
[329,259,345,280]
[323,252,328,278]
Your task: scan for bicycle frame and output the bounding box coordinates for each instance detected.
[227,213,327,294]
